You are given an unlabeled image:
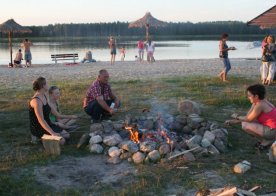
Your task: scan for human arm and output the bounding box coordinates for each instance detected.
[48,102,78,120]
[96,95,114,114]
[31,99,59,136]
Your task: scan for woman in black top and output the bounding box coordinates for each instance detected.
[29,77,75,144]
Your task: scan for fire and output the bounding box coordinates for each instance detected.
[125,126,140,143]
[160,130,172,144]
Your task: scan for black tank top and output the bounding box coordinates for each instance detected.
[29,95,53,138]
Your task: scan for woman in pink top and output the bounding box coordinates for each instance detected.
[225,84,276,149]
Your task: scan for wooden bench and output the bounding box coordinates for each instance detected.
[51,53,78,64]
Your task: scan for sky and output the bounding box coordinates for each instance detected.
[0,0,275,26]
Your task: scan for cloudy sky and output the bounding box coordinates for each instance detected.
[0,0,275,26]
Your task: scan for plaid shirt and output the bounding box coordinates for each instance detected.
[83,80,113,108]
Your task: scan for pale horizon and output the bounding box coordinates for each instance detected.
[0,0,275,26]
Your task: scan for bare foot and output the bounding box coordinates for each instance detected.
[223,80,230,83]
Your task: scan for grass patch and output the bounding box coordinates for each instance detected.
[1,75,276,194]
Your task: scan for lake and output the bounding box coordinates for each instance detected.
[0,39,262,64]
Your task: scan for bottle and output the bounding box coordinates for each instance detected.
[233,160,251,174]
[110,102,115,109]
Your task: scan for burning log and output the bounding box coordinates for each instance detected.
[168,146,200,160]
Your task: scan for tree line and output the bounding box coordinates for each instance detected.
[1,21,269,38]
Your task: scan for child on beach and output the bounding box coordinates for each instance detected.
[13,49,23,68]
[120,47,126,61]
[49,86,78,130]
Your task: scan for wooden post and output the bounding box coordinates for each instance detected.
[145,24,150,41]
[8,31,13,66]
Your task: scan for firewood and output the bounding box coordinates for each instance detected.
[168,146,200,160]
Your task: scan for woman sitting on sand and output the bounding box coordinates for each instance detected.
[48,86,78,130]
[29,77,76,144]
[225,84,276,150]
[218,33,236,82]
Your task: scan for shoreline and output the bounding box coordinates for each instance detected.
[0,58,261,90]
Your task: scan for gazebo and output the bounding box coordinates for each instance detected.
[247,5,276,29]
[128,12,167,41]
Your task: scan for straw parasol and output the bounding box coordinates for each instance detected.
[247,5,276,29]
[0,19,32,66]
[128,12,167,40]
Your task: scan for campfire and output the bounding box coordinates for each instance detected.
[87,101,228,165]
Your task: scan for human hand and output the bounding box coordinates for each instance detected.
[109,108,115,115]
[231,47,236,50]
[114,99,120,108]
[51,132,60,137]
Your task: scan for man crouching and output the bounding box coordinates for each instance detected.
[83,69,120,122]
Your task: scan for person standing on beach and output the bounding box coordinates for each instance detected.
[21,39,33,67]
[218,33,236,82]
[261,35,275,85]
[137,39,144,61]
[260,35,268,84]
[120,46,126,61]
[108,37,117,65]
[146,39,155,64]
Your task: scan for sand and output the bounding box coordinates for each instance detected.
[0,59,261,90]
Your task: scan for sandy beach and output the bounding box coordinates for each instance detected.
[0,59,261,89]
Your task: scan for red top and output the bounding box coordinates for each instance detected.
[257,105,276,129]
[138,41,144,49]
[83,80,112,108]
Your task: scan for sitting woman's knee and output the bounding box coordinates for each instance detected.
[241,122,249,131]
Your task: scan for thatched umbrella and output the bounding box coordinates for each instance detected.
[128,12,167,40]
[247,5,276,29]
[0,19,32,66]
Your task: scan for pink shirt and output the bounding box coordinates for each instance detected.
[258,107,276,129]
[138,41,144,49]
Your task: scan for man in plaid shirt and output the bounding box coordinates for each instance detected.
[83,69,120,121]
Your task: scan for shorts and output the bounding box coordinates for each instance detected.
[263,126,276,140]
[24,52,32,61]
[110,49,116,55]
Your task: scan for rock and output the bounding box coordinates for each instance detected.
[213,139,226,153]
[172,121,185,131]
[178,100,201,115]
[103,134,123,146]
[159,143,171,155]
[220,128,228,136]
[201,138,211,148]
[127,157,132,163]
[182,152,196,162]
[182,125,193,134]
[108,146,121,157]
[107,156,121,164]
[160,158,169,164]
[208,144,220,155]
[120,152,132,160]
[132,152,145,164]
[186,135,202,149]
[175,115,187,125]
[210,123,220,131]
[140,141,157,152]
[89,135,103,144]
[178,140,188,150]
[119,141,139,153]
[113,122,124,131]
[147,150,161,163]
[203,131,215,143]
[212,129,227,143]
[89,144,103,154]
[77,134,91,149]
[102,121,114,133]
[90,123,104,132]
[143,119,154,130]
[193,127,206,136]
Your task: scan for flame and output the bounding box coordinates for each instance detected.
[160,130,172,144]
[125,126,140,143]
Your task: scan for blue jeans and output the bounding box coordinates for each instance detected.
[84,99,114,120]
[222,58,231,73]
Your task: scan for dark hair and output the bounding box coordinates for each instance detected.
[49,86,59,94]
[25,39,29,42]
[18,49,21,52]
[33,77,46,91]
[222,33,229,39]
[99,69,108,76]
[247,84,266,100]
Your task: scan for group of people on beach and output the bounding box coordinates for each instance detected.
[9,39,33,68]
[108,36,155,65]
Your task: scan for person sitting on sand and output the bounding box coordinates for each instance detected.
[225,84,276,150]
[48,86,78,130]
[83,69,120,122]
[13,49,23,68]
[218,33,236,82]
[29,77,77,144]
[81,51,96,63]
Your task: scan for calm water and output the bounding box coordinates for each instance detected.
[0,39,261,64]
